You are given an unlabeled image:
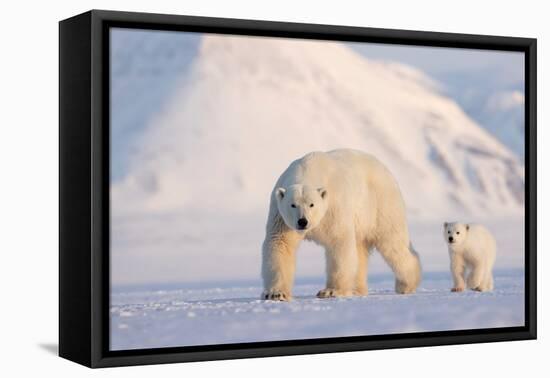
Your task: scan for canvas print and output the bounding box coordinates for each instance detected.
[109,28,525,351]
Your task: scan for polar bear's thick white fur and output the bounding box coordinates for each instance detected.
[443,222,496,292]
[261,149,422,301]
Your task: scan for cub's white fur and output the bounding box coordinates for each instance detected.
[443,222,496,292]
[261,149,421,301]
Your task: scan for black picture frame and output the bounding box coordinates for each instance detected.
[59,9,537,368]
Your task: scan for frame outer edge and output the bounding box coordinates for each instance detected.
[58,11,94,367]
[89,9,535,49]
[90,9,107,368]
[528,38,537,339]
[70,9,537,368]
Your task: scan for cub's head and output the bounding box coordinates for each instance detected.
[443,222,469,246]
[275,184,328,232]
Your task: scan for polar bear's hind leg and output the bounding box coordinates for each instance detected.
[476,270,494,292]
[377,241,421,294]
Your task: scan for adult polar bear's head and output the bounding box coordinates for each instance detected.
[275,184,328,232]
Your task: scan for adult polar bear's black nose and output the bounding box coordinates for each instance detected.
[449,236,454,243]
[297,218,308,229]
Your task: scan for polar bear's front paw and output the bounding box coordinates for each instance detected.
[316,288,352,298]
[451,286,465,292]
[262,289,290,301]
[316,288,336,298]
[471,286,490,292]
[395,280,417,294]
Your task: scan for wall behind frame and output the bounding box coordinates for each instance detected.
[0,0,546,377]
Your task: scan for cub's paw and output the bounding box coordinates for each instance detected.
[316,288,353,298]
[262,289,290,301]
[451,286,465,292]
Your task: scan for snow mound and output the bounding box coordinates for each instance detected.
[112,34,524,219]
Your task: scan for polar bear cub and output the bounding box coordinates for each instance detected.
[443,222,496,292]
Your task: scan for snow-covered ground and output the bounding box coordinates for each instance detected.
[110,269,524,350]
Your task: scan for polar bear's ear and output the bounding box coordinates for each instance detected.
[318,187,327,199]
[275,187,286,200]
[444,222,448,228]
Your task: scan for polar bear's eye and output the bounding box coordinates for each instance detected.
[456,232,460,235]
[310,203,314,208]
[291,204,296,208]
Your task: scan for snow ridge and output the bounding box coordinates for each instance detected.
[112,34,524,219]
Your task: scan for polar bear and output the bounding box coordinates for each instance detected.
[443,222,496,292]
[261,149,422,301]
